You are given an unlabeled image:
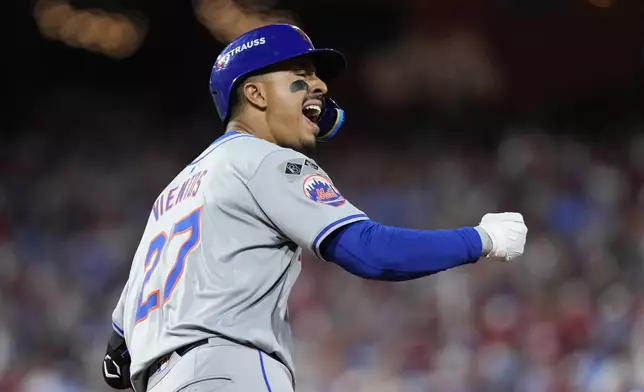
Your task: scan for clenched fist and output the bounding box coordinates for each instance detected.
[476,212,527,262]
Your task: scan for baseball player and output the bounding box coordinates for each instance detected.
[102,24,528,392]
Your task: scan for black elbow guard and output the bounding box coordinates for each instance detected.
[103,330,132,390]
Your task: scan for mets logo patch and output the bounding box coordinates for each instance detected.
[302,174,345,207]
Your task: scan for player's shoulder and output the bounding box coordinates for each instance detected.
[193,132,318,181]
[240,138,322,182]
[198,132,280,161]
[222,132,286,159]
[254,146,321,179]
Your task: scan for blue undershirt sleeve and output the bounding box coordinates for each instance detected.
[319,220,482,281]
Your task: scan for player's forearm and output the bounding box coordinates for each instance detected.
[319,220,486,281]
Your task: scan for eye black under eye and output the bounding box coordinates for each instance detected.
[289,80,309,93]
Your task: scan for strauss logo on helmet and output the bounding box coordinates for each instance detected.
[216,37,267,69]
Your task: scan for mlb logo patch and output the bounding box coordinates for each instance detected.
[302,174,345,207]
[304,159,319,171]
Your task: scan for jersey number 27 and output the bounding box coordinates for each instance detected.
[134,207,202,325]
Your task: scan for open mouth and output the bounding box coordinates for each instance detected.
[302,100,323,124]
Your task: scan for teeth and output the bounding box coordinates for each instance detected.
[303,105,321,115]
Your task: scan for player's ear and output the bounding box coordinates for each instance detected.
[241,77,268,111]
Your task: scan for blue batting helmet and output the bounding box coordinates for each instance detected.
[209,24,346,139]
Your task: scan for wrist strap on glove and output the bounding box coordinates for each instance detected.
[103,330,132,390]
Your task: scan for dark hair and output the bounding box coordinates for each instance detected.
[226,81,246,123]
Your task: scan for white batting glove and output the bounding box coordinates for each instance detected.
[476,212,527,262]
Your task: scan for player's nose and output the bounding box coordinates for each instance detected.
[309,74,328,96]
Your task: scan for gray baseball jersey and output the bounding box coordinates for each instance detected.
[111,131,368,386]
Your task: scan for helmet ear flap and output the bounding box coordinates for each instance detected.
[316,98,344,141]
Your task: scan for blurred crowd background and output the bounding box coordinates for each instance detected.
[6,0,644,391]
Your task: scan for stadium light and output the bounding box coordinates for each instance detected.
[33,0,148,59]
[192,0,295,43]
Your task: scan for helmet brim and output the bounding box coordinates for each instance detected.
[298,48,347,81]
[233,48,346,88]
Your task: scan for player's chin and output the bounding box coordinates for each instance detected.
[290,131,316,153]
[299,136,316,153]
[297,117,319,149]
[301,113,320,137]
